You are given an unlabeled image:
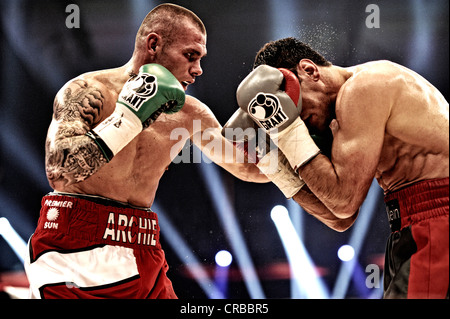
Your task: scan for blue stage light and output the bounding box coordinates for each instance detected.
[215,250,233,267]
[337,245,355,262]
[271,205,329,299]
[0,217,27,263]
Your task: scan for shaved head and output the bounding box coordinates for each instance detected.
[135,3,206,51]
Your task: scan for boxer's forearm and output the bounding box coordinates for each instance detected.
[298,153,362,220]
[222,162,270,183]
[198,137,269,183]
[292,184,358,232]
[45,131,108,187]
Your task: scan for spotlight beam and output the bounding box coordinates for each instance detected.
[152,202,224,299]
[408,0,434,73]
[198,160,265,299]
[286,198,304,298]
[331,179,381,299]
[269,0,302,40]
[271,205,329,299]
[0,217,28,263]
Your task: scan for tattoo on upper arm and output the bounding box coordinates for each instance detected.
[54,79,104,125]
[46,79,109,186]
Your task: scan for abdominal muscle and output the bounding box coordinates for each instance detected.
[375,133,449,194]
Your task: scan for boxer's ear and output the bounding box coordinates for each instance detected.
[298,59,320,82]
[146,32,162,58]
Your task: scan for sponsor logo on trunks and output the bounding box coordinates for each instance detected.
[102,212,158,246]
[386,206,400,221]
[385,199,400,221]
[247,93,288,130]
[43,199,71,230]
[44,199,73,208]
[46,207,59,223]
[385,199,401,231]
[44,207,60,229]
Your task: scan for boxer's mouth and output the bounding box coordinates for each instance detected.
[181,80,194,90]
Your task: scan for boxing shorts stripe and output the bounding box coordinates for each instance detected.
[383,178,449,299]
[26,245,140,297]
[24,192,177,299]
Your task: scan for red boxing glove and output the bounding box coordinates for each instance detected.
[278,68,301,108]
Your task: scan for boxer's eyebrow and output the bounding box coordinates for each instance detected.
[184,49,207,62]
[186,48,207,58]
[185,41,207,58]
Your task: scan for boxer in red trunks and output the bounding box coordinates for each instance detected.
[224,37,449,298]
[24,4,267,299]
[384,178,448,298]
[27,193,175,299]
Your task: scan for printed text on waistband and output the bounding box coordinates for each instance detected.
[102,212,158,247]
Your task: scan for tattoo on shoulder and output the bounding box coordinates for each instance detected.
[54,79,105,126]
[46,79,109,186]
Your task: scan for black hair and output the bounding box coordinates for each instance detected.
[254,37,331,73]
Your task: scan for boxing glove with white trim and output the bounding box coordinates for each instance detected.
[87,64,185,161]
[222,101,305,198]
[236,65,320,171]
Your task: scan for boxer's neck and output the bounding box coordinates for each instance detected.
[320,65,353,93]
[124,51,154,79]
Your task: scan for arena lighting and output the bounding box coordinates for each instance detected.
[337,245,355,262]
[268,0,301,40]
[152,202,224,299]
[215,250,233,267]
[336,244,374,297]
[0,217,28,263]
[332,179,382,299]
[368,278,385,299]
[286,199,303,241]
[286,199,304,298]
[198,160,265,299]
[130,0,155,32]
[350,262,372,298]
[214,250,232,298]
[408,0,433,73]
[271,205,329,299]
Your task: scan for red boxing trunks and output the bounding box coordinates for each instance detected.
[383,178,449,299]
[24,192,177,299]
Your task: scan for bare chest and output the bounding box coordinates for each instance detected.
[66,112,194,206]
[113,112,193,173]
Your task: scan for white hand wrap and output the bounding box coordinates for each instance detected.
[257,148,305,198]
[271,117,320,171]
[92,103,143,156]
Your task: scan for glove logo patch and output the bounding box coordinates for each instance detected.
[247,93,288,130]
[119,73,158,111]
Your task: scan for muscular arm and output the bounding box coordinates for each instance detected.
[293,185,358,231]
[187,96,268,183]
[293,75,391,230]
[45,79,110,188]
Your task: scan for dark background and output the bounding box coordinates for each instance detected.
[0,0,448,299]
